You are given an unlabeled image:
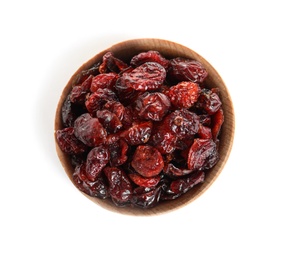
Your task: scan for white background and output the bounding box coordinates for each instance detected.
[1,0,293,259]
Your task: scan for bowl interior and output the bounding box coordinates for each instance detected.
[55,38,235,215]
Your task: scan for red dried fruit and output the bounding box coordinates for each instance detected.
[108,139,128,167]
[187,139,219,170]
[211,108,224,140]
[149,130,177,154]
[163,163,194,177]
[166,81,200,109]
[163,109,200,139]
[56,50,224,209]
[61,95,84,127]
[56,127,87,154]
[168,57,208,83]
[103,101,125,121]
[96,109,123,134]
[74,113,107,147]
[129,173,161,188]
[171,171,205,196]
[122,62,166,91]
[70,75,93,104]
[114,76,139,105]
[120,121,153,146]
[99,52,128,73]
[161,171,205,200]
[85,145,110,181]
[73,163,109,199]
[104,167,133,206]
[131,186,161,208]
[90,72,118,92]
[196,89,222,115]
[130,50,169,69]
[131,145,164,177]
[197,124,212,139]
[134,92,171,121]
[85,88,117,114]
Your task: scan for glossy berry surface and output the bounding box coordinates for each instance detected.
[56,50,224,209]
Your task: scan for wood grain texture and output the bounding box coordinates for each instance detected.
[54,38,235,216]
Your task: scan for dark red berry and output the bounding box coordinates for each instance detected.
[131,145,164,177]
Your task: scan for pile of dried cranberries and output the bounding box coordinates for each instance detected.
[56,50,224,208]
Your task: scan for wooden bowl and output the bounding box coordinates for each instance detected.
[54,38,235,215]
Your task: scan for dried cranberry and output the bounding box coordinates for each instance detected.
[85,88,117,115]
[166,81,200,109]
[131,145,164,177]
[162,109,200,139]
[90,72,118,92]
[108,139,128,167]
[61,95,84,127]
[168,57,208,83]
[122,62,166,91]
[134,92,171,121]
[70,75,93,104]
[129,173,161,188]
[99,52,128,73]
[130,50,169,69]
[149,130,177,154]
[187,139,219,170]
[131,186,161,208]
[104,167,133,207]
[73,163,109,199]
[196,89,222,115]
[103,101,125,121]
[120,121,153,146]
[161,171,205,200]
[96,110,123,134]
[197,124,212,139]
[163,163,193,177]
[211,108,224,140]
[85,145,110,181]
[56,127,87,154]
[74,113,107,147]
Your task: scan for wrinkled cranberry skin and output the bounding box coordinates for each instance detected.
[134,92,171,121]
[168,57,208,83]
[120,121,153,146]
[166,81,200,109]
[73,163,109,199]
[131,186,161,208]
[161,171,205,200]
[131,145,164,177]
[149,130,177,154]
[85,145,110,181]
[56,127,87,154]
[56,50,225,209]
[99,52,128,73]
[85,88,117,115]
[104,167,133,207]
[129,173,161,188]
[187,139,219,170]
[96,110,123,134]
[108,139,128,167]
[163,163,193,177]
[196,89,222,115]
[163,109,200,139]
[74,113,107,147]
[90,73,118,92]
[122,62,166,91]
[211,108,224,140]
[130,50,170,69]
